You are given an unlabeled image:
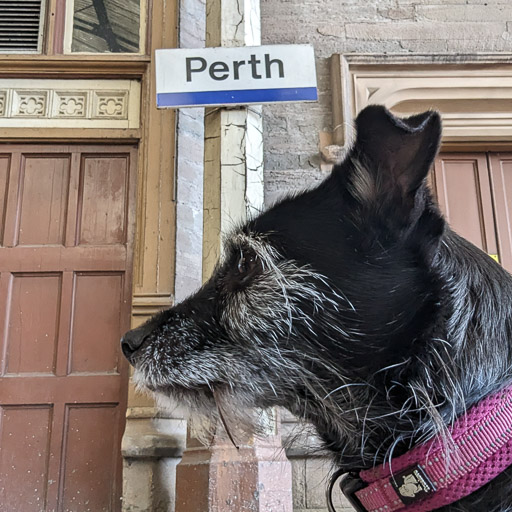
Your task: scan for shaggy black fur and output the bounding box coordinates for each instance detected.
[122,105,512,511]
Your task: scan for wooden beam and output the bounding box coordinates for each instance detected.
[0,56,149,78]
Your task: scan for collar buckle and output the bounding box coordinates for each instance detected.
[339,472,368,512]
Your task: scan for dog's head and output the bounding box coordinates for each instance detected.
[122,105,445,453]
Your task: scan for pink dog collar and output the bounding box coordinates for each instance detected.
[337,385,512,512]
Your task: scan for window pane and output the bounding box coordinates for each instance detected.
[71,0,140,53]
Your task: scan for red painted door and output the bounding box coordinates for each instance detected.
[433,152,512,275]
[0,145,137,511]
[433,153,499,256]
[488,153,512,273]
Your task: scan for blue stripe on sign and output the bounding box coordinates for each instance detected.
[157,87,318,107]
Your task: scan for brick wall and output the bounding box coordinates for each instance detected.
[175,0,206,303]
[282,412,353,511]
[170,2,512,512]
[261,0,512,203]
[260,1,512,510]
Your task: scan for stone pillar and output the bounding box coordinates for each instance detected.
[176,411,293,511]
[174,0,293,510]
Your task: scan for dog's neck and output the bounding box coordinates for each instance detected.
[289,228,512,511]
[298,230,512,473]
[336,384,512,512]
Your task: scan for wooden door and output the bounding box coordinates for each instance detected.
[488,153,512,273]
[433,153,499,257]
[432,152,512,275]
[0,145,137,512]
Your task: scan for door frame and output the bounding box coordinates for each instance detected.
[0,1,179,510]
[331,53,512,148]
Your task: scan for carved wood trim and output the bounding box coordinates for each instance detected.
[132,293,173,319]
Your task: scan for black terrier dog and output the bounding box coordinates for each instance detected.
[122,106,512,512]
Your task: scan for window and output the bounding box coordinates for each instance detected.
[65,0,144,54]
[0,0,46,53]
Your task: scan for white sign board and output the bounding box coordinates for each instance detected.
[155,44,317,108]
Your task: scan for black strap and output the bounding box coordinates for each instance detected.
[327,469,369,512]
[326,468,346,512]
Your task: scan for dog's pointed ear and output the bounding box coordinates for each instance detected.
[350,105,441,201]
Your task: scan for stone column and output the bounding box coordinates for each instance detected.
[174,0,294,510]
[176,411,293,511]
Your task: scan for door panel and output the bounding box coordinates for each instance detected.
[17,155,71,246]
[0,145,137,512]
[0,405,53,512]
[60,404,120,512]
[70,273,124,374]
[5,273,61,375]
[0,155,10,245]
[489,153,512,273]
[78,155,129,246]
[433,154,498,256]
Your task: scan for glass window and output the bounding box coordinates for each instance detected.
[69,0,141,53]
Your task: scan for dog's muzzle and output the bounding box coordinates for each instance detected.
[121,323,153,364]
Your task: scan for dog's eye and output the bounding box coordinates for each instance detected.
[237,249,258,275]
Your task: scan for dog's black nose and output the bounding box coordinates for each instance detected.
[121,327,148,362]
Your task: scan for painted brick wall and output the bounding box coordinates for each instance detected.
[175,0,206,303]
[261,0,512,204]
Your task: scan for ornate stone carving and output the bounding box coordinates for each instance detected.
[0,79,140,128]
[94,92,128,119]
[331,54,512,145]
[15,92,48,117]
[56,93,87,117]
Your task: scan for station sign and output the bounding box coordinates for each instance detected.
[155,44,317,108]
